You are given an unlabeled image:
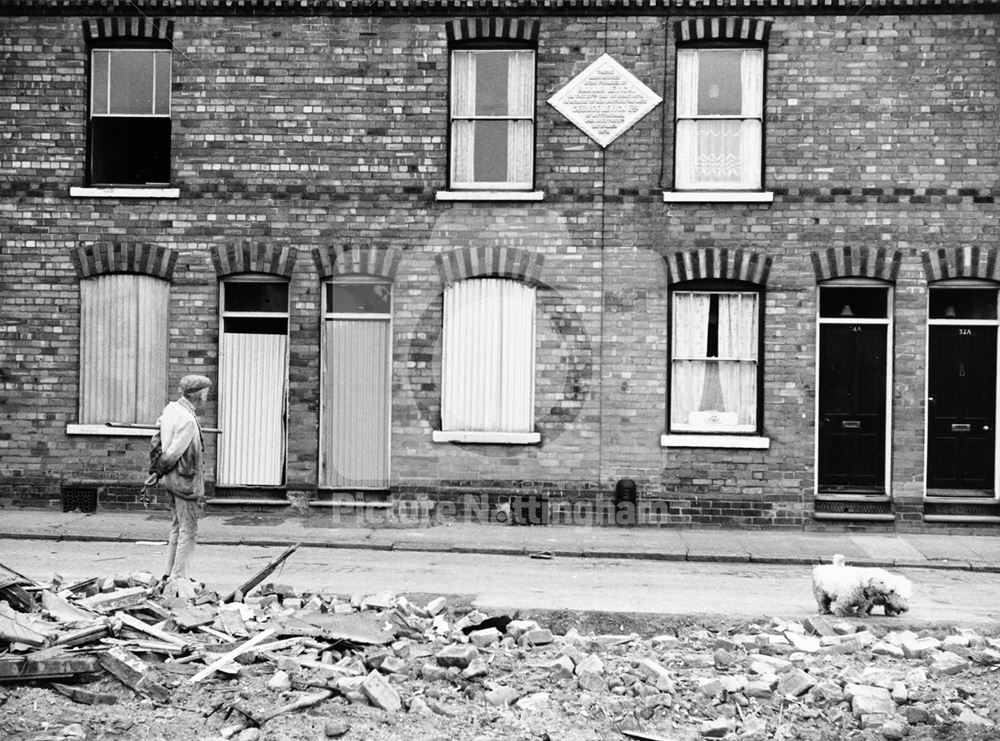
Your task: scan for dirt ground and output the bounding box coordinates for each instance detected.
[3,599,1000,741]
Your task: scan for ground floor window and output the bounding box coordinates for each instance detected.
[441,278,536,434]
[79,273,168,424]
[670,284,761,434]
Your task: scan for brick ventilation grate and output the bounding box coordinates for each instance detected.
[814,499,892,516]
[61,486,98,513]
[923,501,999,518]
[212,487,287,501]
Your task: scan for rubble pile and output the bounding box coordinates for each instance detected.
[2,553,1000,741]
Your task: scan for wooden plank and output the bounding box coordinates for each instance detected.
[0,654,102,683]
[50,682,117,705]
[188,629,275,684]
[98,646,170,703]
[170,605,216,630]
[52,622,111,648]
[0,613,47,647]
[220,544,299,604]
[77,587,149,613]
[116,612,190,649]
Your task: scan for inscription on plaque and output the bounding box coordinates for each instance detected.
[548,54,662,148]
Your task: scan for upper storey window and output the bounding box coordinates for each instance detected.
[675,47,764,191]
[89,47,172,185]
[450,48,535,191]
[670,18,771,196]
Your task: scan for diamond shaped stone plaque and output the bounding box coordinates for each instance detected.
[547,53,663,148]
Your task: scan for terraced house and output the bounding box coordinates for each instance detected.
[1,0,998,531]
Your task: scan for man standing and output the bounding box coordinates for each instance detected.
[155,374,211,585]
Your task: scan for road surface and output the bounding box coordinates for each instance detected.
[3,538,998,626]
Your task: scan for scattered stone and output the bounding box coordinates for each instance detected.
[809,681,844,704]
[957,709,995,729]
[803,616,839,637]
[519,628,554,647]
[505,619,540,639]
[652,634,680,648]
[879,719,907,740]
[778,668,815,698]
[930,651,970,676]
[485,686,519,707]
[460,659,488,680]
[435,644,479,669]
[891,681,908,704]
[515,691,549,711]
[544,655,576,680]
[361,670,401,712]
[901,637,942,659]
[904,706,932,724]
[746,676,778,698]
[846,684,896,716]
[872,642,905,658]
[577,671,606,692]
[700,717,734,738]
[785,632,821,653]
[380,656,407,674]
[407,697,433,716]
[635,658,675,693]
[237,729,260,741]
[468,627,501,648]
[324,721,351,738]
[574,654,604,676]
[267,670,291,692]
[713,648,737,667]
[424,597,446,616]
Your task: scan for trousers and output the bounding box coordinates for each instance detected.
[164,492,200,579]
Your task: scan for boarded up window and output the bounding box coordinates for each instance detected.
[79,274,169,424]
[441,278,535,432]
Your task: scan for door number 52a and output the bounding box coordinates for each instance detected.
[959,328,972,336]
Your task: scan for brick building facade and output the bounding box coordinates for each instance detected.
[1,0,998,530]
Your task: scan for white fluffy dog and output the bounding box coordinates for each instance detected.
[812,554,912,617]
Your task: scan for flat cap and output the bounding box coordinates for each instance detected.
[179,374,212,393]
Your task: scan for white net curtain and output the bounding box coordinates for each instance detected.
[671,291,758,432]
[675,48,764,190]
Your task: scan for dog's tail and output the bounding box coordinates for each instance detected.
[831,554,846,567]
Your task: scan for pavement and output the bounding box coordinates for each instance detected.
[1,507,999,573]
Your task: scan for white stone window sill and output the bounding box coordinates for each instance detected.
[70,186,180,199]
[67,424,153,437]
[435,190,545,202]
[663,191,774,204]
[661,434,770,450]
[433,430,541,444]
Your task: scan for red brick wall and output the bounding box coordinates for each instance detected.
[1,8,998,529]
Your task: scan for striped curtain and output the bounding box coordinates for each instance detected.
[79,274,168,424]
[320,318,391,488]
[217,332,287,486]
[441,278,535,432]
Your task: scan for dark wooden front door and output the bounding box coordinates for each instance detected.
[927,325,996,491]
[818,323,887,492]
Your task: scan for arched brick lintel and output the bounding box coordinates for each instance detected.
[446,18,540,45]
[811,246,902,283]
[675,17,771,45]
[211,243,296,278]
[83,17,173,43]
[436,247,544,287]
[922,246,1000,283]
[71,242,177,281]
[313,246,402,281]
[664,248,771,286]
